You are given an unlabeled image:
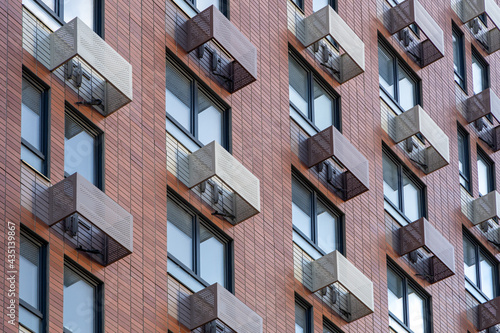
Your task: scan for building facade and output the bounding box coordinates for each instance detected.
[2,0,500,332]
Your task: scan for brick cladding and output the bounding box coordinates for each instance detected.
[1,0,500,332]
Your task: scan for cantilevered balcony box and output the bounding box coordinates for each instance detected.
[306,126,369,200]
[452,0,500,54]
[311,251,374,322]
[188,141,260,224]
[469,190,500,225]
[49,17,133,116]
[302,5,365,83]
[48,173,133,266]
[385,0,445,67]
[477,297,500,330]
[184,5,257,93]
[389,105,450,174]
[399,218,455,283]
[189,283,263,333]
[466,88,500,123]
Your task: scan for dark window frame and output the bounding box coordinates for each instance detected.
[63,258,104,333]
[165,53,231,151]
[323,316,343,333]
[458,125,472,193]
[64,104,105,190]
[383,146,427,223]
[167,192,234,293]
[463,230,499,301]
[181,0,229,18]
[288,49,342,132]
[295,294,313,333]
[292,171,345,256]
[32,0,104,36]
[21,69,51,178]
[378,37,422,114]
[453,23,467,91]
[19,226,48,333]
[387,260,432,333]
[471,47,490,94]
[477,146,495,197]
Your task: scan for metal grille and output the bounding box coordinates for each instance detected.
[472,190,500,225]
[479,297,500,330]
[310,251,374,322]
[399,218,455,283]
[183,6,257,92]
[189,283,263,333]
[22,7,52,68]
[49,17,133,116]
[383,0,444,67]
[466,88,500,123]
[48,173,133,266]
[306,126,370,201]
[188,141,260,224]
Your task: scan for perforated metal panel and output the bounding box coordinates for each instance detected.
[189,283,263,333]
[385,0,444,67]
[389,105,450,174]
[452,0,500,54]
[188,141,260,224]
[399,218,455,283]
[301,5,364,83]
[48,173,133,266]
[478,297,500,330]
[184,6,257,92]
[470,190,500,225]
[311,251,374,322]
[466,88,500,124]
[49,17,133,116]
[306,126,369,201]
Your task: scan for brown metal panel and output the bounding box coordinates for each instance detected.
[185,6,258,92]
[306,126,369,200]
[466,88,500,123]
[478,297,500,330]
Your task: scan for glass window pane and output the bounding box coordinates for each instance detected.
[387,268,404,322]
[379,47,395,98]
[64,0,94,29]
[292,178,313,239]
[472,55,485,94]
[166,62,192,131]
[21,146,43,172]
[40,0,55,10]
[383,155,399,208]
[313,81,334,131]
[65,115,96,185]
[403,173,420,221]
[317,201,337,254]
[477,155,491,197]
[19,306,41,333]
[453,31,463,76]
[463,237,477,285]
[197,0,219,11]
[295,303,307,333]
[167,200,194,270]
[63,266,95,333]
[408,287,425,333]
[289,57,309,117]
[22,78,42,150]
[458,132,466,175]
[198,90,223,145]
[200,225,225,286]
[398,66,416,111]
[313,0,329,11]
[480,253,495,299]
[20,236,40,309]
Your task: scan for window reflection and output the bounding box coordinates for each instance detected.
[167,200,194,270]
[198,90,223,145]
[398,68,415,111]
[295,302,307,333]
[166,63,192,130]
[383,154,399,207]
[379,47,395,98]
[388,268,404,322]
[463,237,477,285]
[289,57,309,117]
[64,0,94,29]
[408,287,425,333]
[200,225,225,286]
[480,254,495,299]
[402,173,419,222]
[313,81,333,131]
[317,201,336,254]
[292,178,313,239]
[63,265,96,333]
[477,154,491,197]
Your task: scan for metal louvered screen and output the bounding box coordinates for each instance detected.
[389,105,450,174]
[48,173,133,266]
[466,88,500,123]
[384,0,444,67]
[478,297,500,330]
[184,6,257,92]
[399,218,455,283]
[189,283,263,333]
[311,251,374,322]
[306,126,369,201]
[302,5,365,83]
[188,141,260,224]
[49,17,133,116]
[471,190,500,225]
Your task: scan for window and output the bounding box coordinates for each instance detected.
[292,174,343,255]
[64,108,103,188]
[458,126,471,192]
[313,0,337,12]
[167,195,233,292]
[174,0,228,17]
[472,49,489,95]
[453,25,466,89]
[19,229,47,333]
[21,74,49,176]
[463,233,498,302]
[477,148,494,197]
[295,296,312,333]
[291,0,304,10]
[388,263,431,333]
[166,56,230,150]
[383,150,425,223]
[323,317,343,333]
[289,52,340,132]
[378,41,420,112]
[63,261,103,333]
